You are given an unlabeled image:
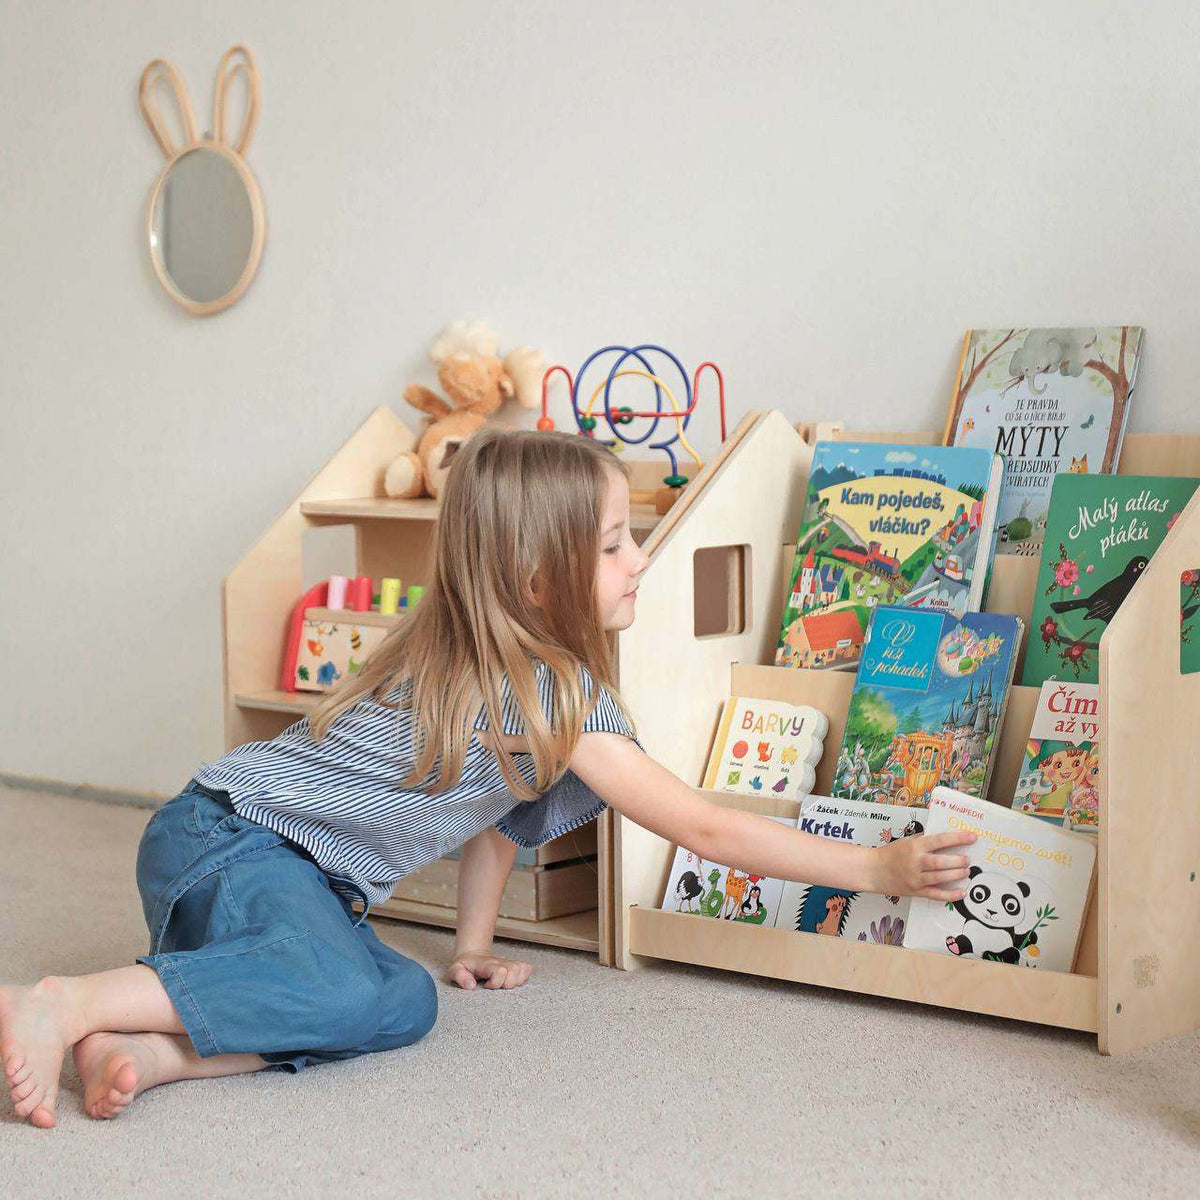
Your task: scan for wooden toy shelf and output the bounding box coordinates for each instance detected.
[220,406,695,958]
[609,411,1200,1055]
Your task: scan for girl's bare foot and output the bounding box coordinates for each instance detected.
[73,1031,270,1118]
[72,1031,174,1119]
[0,978,84,1128]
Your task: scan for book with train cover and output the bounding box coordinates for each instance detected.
[775,441,1005,671]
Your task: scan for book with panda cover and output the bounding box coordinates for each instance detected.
[660,816,794,926]
[777,795,928,947]
[775,440,1005,672]
[701,695,829,802]
[904,788,1096,972]
[1011,681,1100,834]
[943,327,1143,557]
[1020,472,1199,687]
[832,606,1022,808]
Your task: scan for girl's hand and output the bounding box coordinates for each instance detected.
[447,951,534,991]
[871,831,977,900]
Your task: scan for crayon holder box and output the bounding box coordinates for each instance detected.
[290,607,393,693]
[610,410,1200,1056]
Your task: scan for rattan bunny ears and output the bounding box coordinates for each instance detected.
[138,46,265,315]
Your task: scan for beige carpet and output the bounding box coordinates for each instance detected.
[2,782,1197,1197]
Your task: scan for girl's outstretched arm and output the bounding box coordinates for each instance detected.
[570,733,973,901]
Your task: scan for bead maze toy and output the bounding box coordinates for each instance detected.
[538,344,726,514]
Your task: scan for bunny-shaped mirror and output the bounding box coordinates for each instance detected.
[139,46,265,316]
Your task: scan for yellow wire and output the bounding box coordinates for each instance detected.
[583,368,703,472]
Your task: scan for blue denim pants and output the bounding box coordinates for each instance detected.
[134,779,438,1072]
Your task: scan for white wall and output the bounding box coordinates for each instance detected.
[4,1,1199,796]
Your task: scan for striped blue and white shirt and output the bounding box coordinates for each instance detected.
[193,662,636,911]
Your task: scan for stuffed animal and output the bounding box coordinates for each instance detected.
[385,320,545,499]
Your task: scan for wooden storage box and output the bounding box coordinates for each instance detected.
[610,410,1200,1055]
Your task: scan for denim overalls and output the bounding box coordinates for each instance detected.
[134,779,438,1072]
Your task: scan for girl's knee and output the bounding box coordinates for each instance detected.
[376,959,438,1048]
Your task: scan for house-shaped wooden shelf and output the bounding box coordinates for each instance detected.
[609,410,1200,1056]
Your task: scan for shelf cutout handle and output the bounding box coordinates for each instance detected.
[693,544,751,639]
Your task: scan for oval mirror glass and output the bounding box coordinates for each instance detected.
[150,147,257,306]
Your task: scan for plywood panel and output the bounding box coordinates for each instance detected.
[1100,485,1200,1053]
[630,908,1097,1033]
[614,411,812,967]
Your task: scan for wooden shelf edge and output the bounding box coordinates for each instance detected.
[628,907,1098,1034]
[301,495,662,532]
[234,690,319,714]
[368,896,600,953]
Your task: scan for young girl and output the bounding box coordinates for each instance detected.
[1,428,973,1128]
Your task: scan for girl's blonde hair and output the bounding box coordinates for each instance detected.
[310,428,635,800]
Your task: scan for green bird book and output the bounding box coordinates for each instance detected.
[1022,474,1200,687]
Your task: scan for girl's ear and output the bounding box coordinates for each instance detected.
[139,58,199,159]
[212,45,260,155]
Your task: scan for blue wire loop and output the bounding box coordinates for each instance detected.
[571,344,693,478]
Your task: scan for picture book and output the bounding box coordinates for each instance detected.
[1012,681,1100,834]
[905,788,1096,972]
[775,441,1004,671]
[661,817,794,926]
[832,607,1022,807]
[702,696,829,801]
[778,795,927,947]
[1021,473,1199,687]
[943,327,1143,557]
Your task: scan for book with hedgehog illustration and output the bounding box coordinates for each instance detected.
[943,327,1144,557]
[702,696,830,802]
[1021,473,1200,688]
[905,788,1096,972]
[660,817,794,926]
[1011,681,1101,835]
[832,607,1022,808]
[775,441,1005,672]
[777,795,927,947]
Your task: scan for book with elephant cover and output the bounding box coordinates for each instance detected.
[775,441,1005,671]
[1021,473,1200,687]
[1011,681,1101,834]
[832,607,1022,808]
[943,327,1143,557]
[660,816,794,926]
[777,795,928,947]
[701,696,830,802]
[905,788,1096,972]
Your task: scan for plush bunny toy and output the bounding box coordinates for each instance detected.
[385,320,545,499]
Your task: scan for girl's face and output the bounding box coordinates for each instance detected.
[596,469,649,631]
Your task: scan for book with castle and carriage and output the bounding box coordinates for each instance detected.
[660,816,795,926]
[1011,681,1101,834]
[777,795,928,947]
[701,696,830,802]
[943,326,1144,558]
[1021,472,1200,688]
[905,788,1097,972]
[775,441,1005,672]
[832,607,1023,809]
